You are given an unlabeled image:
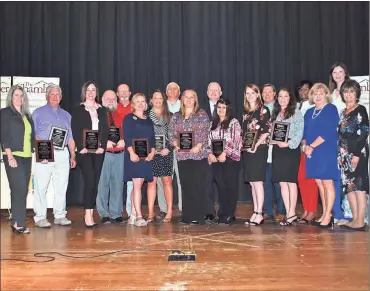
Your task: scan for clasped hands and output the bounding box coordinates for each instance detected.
[208,152,226,163]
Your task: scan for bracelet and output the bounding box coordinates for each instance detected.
[8,158,14,161]
[309,144,316,149]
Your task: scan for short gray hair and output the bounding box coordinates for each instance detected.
[45,84,62,97]
[6,85,31,116]
[166,82,181,95]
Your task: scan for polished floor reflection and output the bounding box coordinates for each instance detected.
[1,204,369,291]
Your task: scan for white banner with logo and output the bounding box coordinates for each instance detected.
[1,77,12,210]
[351,76,369,114]
[1,76,60,210]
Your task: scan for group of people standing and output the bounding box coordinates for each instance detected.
[1,62,368,234]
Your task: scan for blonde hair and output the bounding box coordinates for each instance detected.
[244,84,263,113]
[131,93,147,112]
[308,83,332,105]
[180,89,200,116]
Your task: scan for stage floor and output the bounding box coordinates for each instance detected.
[1,204,368,291]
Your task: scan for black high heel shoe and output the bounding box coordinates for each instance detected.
[280,215,298,226]
[317,217,334,229]
[83,218,97,229]
[10,225,30,234]
[248,212,264,226]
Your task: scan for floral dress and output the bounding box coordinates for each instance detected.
[241,105,271,182]
[338,105,369,223]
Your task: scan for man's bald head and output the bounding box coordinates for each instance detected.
[117,84,131,103]
[102,90,117,111]
[207,82,222,102]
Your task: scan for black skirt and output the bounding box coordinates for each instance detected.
[242,144,268,182]
[271,145,301,183]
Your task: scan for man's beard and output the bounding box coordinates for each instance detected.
[105,104,117,112]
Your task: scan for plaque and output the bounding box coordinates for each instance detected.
[133,138,149,160]
[83,129,99,152]
[108,127,121,144]
[178,131,194,152]
[155,135,166,154]
[211,139,225,157]
[35,140,55,162]
[242,131,258,151]
[48,126,68,150]
[270,121,290,144]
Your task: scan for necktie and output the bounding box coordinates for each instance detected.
[108,111,115,126]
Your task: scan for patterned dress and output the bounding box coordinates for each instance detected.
[241,105,271,182]
[148,109,173,177]
[338,105,369,196]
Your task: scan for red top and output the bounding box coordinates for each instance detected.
[107,102,132,152]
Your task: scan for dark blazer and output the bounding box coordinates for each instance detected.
[202,100,214,120]
[0,107,35,152]
[71,104,109,152]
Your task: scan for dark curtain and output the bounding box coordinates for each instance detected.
[1,1,368,204]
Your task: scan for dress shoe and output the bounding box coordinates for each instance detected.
[204,214,215,224]
[263,214,275,221]
[190,221,200,225]
[101,217,111,224]
[217,216,233,225]
[179,219,190,225]
[112,217,127,223]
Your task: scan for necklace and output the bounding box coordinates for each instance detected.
[345,104,358,115]
[312,104,327,120]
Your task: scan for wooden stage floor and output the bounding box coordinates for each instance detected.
[1,204,369,291]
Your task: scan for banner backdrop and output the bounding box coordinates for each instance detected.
[1,77,12,210]
[351,76,369,114]
[1,76,60,210]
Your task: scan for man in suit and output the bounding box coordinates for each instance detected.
[202,82,223,222]
[261,83,286,222]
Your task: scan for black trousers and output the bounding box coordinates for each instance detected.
[3,155,32,227]
[178,159,208,223]
[76,153,105,209]
[204,163,216,216]
[212,158,240,217]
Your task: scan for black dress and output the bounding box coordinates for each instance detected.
[242,105,270,182]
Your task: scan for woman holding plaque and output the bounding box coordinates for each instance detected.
[146,90,174,223]
[207,98,242,224]
[71,81,108,228]
[337,79,369,231]
[0,85,34,234]
[302,83,339,228]
[123,93,155,227]
[270,89,304,226]
[168,89,210,224]
[242,84,271,226]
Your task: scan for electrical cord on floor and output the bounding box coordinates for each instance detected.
[0,249,185,263]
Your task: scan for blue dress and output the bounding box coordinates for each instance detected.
[123,113,155,182]
[303,103,339,180]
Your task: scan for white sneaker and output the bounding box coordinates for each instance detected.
[54,217,72,226]
[35,219,52,228]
